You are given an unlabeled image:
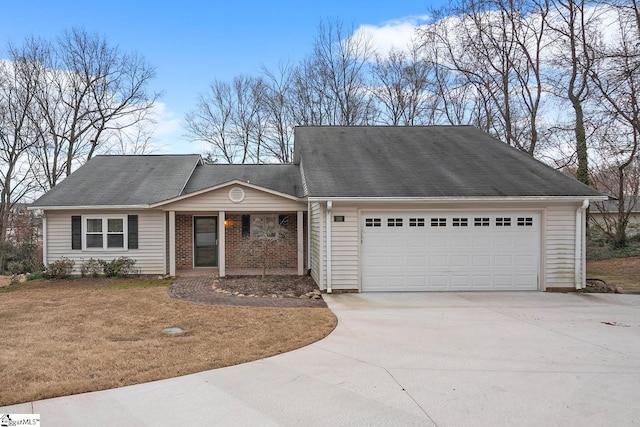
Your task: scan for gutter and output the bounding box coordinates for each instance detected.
[308,196,608,203]
[575,199,590,289]
[326,200,332,294]
[28,204,150,211]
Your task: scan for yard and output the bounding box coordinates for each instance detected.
[0,277,337,407]
[586,256,640,292]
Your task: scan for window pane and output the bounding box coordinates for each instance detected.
[107,234,124,248]
[87,219,102,232]
[86,234,103,248]
[108,218,123,233]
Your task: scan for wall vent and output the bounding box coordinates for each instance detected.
[229,187,245,203]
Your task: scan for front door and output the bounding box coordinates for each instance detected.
[194,216,218,267]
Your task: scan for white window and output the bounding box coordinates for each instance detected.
[83,216,127,250]
[452,218,468,227]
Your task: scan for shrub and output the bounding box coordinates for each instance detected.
[80,258,103,277]
[100,257,137,277]
[44,258,75,279]
[6,260,26,275]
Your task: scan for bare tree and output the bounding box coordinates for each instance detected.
[370,44,437,125]
[420,0,549,155]
[260,63,295,162]
[587,0,640,245]
[240,216,288,278]
[185,75,267,164]
[545,0,601,184]
[185,80,235,163]
[292,20,377,126]
[19,28,159,189]
[0,52,40,269]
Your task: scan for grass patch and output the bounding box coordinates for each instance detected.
[0,278,337,406]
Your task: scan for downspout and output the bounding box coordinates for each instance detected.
[307,200,311,274]
[326,201,332,293]
[575,199,589,289]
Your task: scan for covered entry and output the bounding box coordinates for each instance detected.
[361,212,540,291]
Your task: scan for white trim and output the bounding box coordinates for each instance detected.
[219,211,226,277]
[32,204,149,210]
[81,215,128,251]
[169,211,176,276]
[297,210,304,275]
[326,201,332,293]
[575,200,589,289]
[42,215,48,265]
[308,196,608,203]
[150,180,304,208]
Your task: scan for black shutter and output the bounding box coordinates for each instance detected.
[128,215,138,249]
[71,216,82,250]
[242,215,250,238]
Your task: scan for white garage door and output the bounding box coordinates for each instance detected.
[361,212,539,291]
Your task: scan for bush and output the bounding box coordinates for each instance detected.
[80,258,103,277]
[100,257,137,277]
[1,242,42,275]
[6,260,26,275]
[44,258,75,279]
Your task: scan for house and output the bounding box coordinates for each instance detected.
[31,126,606,292]
[590,197,640,237]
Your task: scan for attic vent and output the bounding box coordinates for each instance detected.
[229,187,245,203]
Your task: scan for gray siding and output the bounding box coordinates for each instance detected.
[44,210,166,275]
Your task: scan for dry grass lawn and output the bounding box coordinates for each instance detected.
[587,256,640,292]
[0,278,337,406]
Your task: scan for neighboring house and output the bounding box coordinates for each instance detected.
[590,197,640,236]
[31,126,606,292]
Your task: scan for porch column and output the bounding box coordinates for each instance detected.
[297,210,304,275]
[219,211,225,277]
[169,211,176,276]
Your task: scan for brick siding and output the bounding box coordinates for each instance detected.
[176,214,193,269]
[174,212,307,272]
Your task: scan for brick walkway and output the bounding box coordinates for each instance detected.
[168,270,326,308]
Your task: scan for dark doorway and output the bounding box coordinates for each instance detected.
[194,216,217,267]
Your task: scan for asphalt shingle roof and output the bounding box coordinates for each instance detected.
[32,155,201,207]
[294,126,604,198]
[182,164,303,197]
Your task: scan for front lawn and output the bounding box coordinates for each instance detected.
[0,277,337,406]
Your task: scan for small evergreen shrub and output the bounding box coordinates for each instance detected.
[100,257,137,277]
[44,258,75,279]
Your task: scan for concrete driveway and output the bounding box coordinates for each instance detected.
[3,292,640,426]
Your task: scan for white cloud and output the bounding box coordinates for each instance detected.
[352,15,432,57]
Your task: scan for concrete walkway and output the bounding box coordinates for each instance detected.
[3,292,640,426]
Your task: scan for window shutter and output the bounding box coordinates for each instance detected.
[71,216,82,250]
[242,215,250,238]
[128,215,138,249]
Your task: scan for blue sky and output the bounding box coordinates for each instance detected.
[0,0,442,153]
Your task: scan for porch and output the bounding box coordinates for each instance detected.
[167,211,307,277]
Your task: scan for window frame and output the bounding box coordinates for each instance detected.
[82,215,128,251]
[250,214,279,238]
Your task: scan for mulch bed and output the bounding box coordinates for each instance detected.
[170,274,327,308]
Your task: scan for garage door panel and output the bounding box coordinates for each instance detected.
[494,255,514,267]
[362,212,539,292]
[450,255,469,267]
